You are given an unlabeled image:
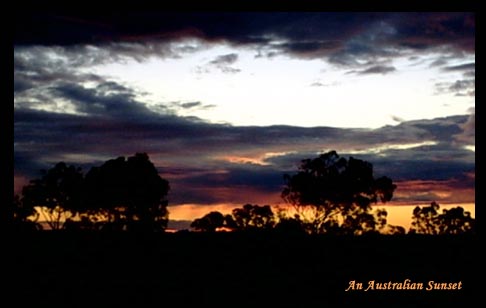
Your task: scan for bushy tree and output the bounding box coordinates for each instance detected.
[14,153,170,232]
[231,204,275,230]
[190,211,226,232]
[21,162,84,230]
[190,204,276,232]
[409,202,475,235]
[83,153,170,232]
[281,151,396,235]
[8,194,42,230]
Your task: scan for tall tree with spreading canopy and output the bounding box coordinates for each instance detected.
[83,153,170,232]
[21,162,84,230]
[281,150,396,235]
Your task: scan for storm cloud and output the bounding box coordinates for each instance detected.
[15,12,475,67]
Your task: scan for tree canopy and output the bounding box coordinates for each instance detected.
[281,150,396,234]
[83,153,170,231]
[190,204,276,232]
[21,162,84,230]
[13,153,170,231]
[409,202,475,235]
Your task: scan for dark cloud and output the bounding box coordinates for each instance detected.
[391,13,475,52]
[14,16,475,207]
[203,53,241,74]
[442,62,475,72]
[435,79,475,97]
[14,12,474,67]
[209,53,238,65]
[180,102,203,109]
[355,65,396,75]
[454,108,475,145]
[172,101,216,111]
[429,58,448,67]
[15,86,474,205]
[391,115,404,123]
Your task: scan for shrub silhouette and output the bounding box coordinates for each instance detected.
[281,150,396,235]
[409,202,475,235]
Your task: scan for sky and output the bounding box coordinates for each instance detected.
[14,12,475,228]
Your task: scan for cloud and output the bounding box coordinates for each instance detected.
[355,65,396,75]
[179,102,203,109]
[391,115,404,123]
[309,81,339,87]
[14,29,475,207]
[454,108,475,145]
[429,58,448,67]
[15,74,474,205]
[201,53,242,74]
[435,79,475,97]
[209,53,238,65]
[392,176,475,204]
[14,12,474,68]
[442,62,475,72]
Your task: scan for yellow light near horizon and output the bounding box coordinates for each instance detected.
[168,202,475,232]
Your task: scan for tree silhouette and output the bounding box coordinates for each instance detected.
[409,202,440,235]
[231,204,276,231]
[20,162,84,230]
[190,204,276,232]
[409,202,475,235]
[83,153,170,232]
[281,151,396,235]
[438,206,475,234]
[190,211,226,232]
[8,194,42,230]
[274,215,306,234]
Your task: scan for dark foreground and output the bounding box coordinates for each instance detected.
[5,232,478,307]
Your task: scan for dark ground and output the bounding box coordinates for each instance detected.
[4,232,479,307]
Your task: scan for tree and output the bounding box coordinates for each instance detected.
[8,194,42,230]
[409,202,475,235]
[231,204,276,231]
[21,162,84,230]
[83,153,170,232]
[409,202,440,235]
[281,151,396,235]
[438,206,475,234]
[274,215,306,234]
[190,211,226,232]
[190,204,276,232]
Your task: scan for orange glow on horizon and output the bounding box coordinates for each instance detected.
[168,202,475,231]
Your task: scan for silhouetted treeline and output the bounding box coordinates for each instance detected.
[11,151,475,235]
[191,204,277,232]
[10,153,169,232]
[190,151,474,235]
[190,202,474,235]
[410,202,475,235]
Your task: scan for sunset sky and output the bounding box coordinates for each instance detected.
[14,12,475,229]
